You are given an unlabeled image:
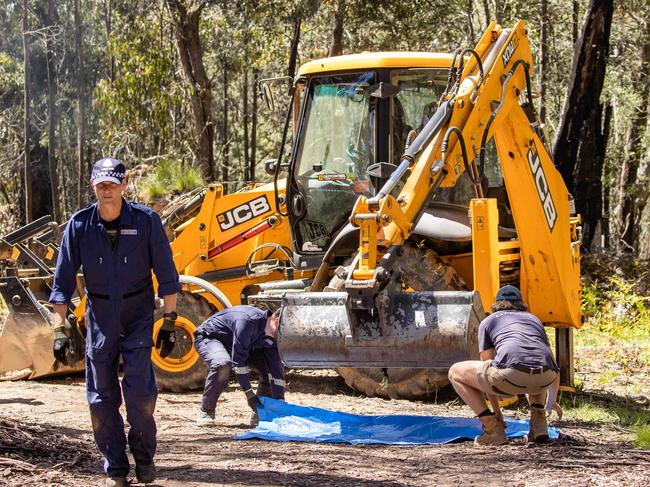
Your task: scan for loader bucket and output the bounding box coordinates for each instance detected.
[278,290,484,368]
[0,276,83,380]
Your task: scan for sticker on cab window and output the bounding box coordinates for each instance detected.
[302,241,322,252]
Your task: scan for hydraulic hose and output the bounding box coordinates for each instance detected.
[441,127,483,198]
[478,59,532,178]
[455,48,485,96]
[178,275,232,309]
[440,48,462,104]
[273,82,299,217]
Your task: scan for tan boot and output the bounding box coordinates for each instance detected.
[529,406,549,442]
[474,415,508,446]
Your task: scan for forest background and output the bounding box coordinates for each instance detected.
[0,0,648,259]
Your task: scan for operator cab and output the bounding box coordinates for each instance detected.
[285,53,451,266]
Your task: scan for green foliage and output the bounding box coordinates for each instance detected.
[140,159,204,201]
[144,181,166,201]
[93,9,188,161]
[0,52,22,107]
[636,425,650,449]
[560,397,649,429]
[563,401,618,424]
[176,166,204,192]
[582,278,650,340]
[0,0,648,258]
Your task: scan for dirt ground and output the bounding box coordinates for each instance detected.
[1,370,649,487]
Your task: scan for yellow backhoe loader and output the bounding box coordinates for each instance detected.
[0,20,581,399]
[249,19,582,398]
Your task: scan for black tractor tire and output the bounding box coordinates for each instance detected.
[332,241,467,400]
[336,368,450,399]
[153,291,216,392]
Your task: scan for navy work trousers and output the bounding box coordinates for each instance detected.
[194,337,271,413]
[86,346,157,477]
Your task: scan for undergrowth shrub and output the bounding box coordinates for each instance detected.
[141,159,204,201]
[582,277,650,340]
[636,426,650,449]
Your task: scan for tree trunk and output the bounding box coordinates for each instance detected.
[166,0,215,180]
[572,0,580,46]
[243,68,249,182]
[539,0,549,124]
[22,0,32,224]
[552,0,614,250]
[614,36,650,253]
[287,15,301,79]
[493,0,502,24]
[45,0,62,222]
[250,69,258,182]
[329,0,344,57]
[0,182,12,210]
[102,0,114,84]
[467,0,476,45]
[74,0,87,209]
[481,0,490,28]
[635,153,650,257]
[221,58,229,187]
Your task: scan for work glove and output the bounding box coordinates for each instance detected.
[52,326,70,365]
[245,388,263,412]
[155,315,176,358]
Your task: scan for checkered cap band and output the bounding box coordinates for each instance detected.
[92,170,125,180]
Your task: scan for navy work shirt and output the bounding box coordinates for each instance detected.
[478,310,559,371]
[195,305,285,397]
[49,199,181,350]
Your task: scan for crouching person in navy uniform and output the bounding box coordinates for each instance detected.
[193,305,284,427]
[448,285,562,447]
[49,158,181,487]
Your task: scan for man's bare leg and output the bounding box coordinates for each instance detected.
[448,361,496,415]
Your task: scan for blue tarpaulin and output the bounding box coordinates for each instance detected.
[235,397,560,445]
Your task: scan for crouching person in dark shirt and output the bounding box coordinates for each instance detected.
[448,285,562,446]
[193,306,284,427]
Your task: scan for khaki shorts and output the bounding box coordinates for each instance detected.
[477,362,557,398]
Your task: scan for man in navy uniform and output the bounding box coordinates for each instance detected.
[49,157,181,486]
[193,306,285,427]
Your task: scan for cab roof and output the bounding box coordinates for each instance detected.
[298,52,454,76]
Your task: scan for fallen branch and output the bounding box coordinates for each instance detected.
[0,457,37,471]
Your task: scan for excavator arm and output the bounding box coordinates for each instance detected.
[344,21,581,328]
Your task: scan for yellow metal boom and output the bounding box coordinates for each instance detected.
[346,21,581,328]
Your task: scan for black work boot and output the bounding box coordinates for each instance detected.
[135,462,156,484]
[250,411,259,427]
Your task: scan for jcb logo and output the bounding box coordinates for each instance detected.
[217,195,271,231]
[527,143,557,231]
[502,34,519,68]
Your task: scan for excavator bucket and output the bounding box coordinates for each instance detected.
[0,276,83,380]
[278,290,484,368]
